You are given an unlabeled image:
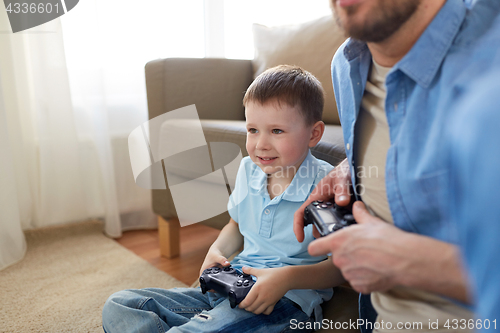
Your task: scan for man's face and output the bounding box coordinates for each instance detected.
[331,0,421,42]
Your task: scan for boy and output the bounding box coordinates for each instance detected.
[102,65,344,333]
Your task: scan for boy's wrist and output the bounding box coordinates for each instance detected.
[277,266,294,290]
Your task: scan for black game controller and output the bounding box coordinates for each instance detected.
[200,266,255,308]
[304,200,356,236]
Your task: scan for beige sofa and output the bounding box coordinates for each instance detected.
[144,15,359,331]
[146,15,348,257]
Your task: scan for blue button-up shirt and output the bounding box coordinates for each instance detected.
[227,151,334,319]
[447,66,500,331]
[331,0,500,243]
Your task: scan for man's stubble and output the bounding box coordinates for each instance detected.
[331,0,421,43]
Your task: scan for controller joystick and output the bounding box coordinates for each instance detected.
[304,200,357,236]
[199,265,255,308]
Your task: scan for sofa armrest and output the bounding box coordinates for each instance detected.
[145,58,253,121]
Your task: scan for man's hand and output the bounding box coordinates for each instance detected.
[199,248,231,277]
[308,202,471,302]
[308,201,406,294]
[294,158,352,242]
[238,266,290,315]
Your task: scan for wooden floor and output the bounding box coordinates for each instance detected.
[114,224,220,286]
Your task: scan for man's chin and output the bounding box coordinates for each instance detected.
[332,0,420,43]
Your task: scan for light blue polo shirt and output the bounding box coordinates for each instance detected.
[227,151,334,320]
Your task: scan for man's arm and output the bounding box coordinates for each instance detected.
[309,201,471,303]
[238,259,345,315]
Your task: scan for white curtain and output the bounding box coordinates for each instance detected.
[0,72,26,270]
[0,4,156,271]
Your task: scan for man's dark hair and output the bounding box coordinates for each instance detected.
[243,65,324,125]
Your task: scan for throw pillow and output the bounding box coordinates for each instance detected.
[252,15,346,125]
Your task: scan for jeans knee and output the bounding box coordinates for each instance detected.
[102,292,121,326]
[102,290,145,325]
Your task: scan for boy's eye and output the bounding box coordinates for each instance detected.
[272,129,283,134]
[248,128,258,134]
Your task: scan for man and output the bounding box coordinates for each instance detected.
[446,47,500,331]
[293,0,500,332]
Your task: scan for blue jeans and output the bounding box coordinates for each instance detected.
[102,287,313,333]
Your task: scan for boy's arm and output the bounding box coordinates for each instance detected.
[199,219,243,276]
[238,259,345,315]
[277,258,345,290]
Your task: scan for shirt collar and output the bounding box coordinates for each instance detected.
[248,151,319,202]
[343,39,369,61]
[394,0,467,88]
[342,0,467,88]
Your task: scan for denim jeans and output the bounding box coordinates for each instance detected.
[102,287,313,333]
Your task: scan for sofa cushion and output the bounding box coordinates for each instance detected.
[201,119,345,167]
[252,15,346,126]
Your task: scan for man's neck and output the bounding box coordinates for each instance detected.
[367,0,447,67]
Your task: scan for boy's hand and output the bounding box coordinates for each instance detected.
[199,248,231,277]
[238,266,290,315]
[293,158,352,242]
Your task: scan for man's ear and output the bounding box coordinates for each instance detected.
[309,121,325,147]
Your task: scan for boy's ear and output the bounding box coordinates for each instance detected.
[308,121,325,147]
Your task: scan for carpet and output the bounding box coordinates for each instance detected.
[0,220,187,333]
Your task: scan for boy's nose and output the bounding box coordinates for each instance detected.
[255,135,271,150]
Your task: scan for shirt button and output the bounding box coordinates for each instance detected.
[264,209,271,215]
[346,143,350,150]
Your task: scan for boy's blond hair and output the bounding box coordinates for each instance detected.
[243,65,324,126]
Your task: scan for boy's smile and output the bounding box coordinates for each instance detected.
[245,100,316,181]
[257,156,277,165]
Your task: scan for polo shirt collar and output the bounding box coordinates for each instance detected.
[248,151,319,202]
[394,0,467,88]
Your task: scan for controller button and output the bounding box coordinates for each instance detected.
[243,280,250,286]
[326,202,332,205]
[317,200,324,203]
[344,214,355,222]
[236,281,242,287]
[320,204,328,208]
[312,201,319,206]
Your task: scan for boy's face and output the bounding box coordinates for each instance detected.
[245,101,313,177]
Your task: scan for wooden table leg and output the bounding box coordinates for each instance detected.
[158,216,180,258]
